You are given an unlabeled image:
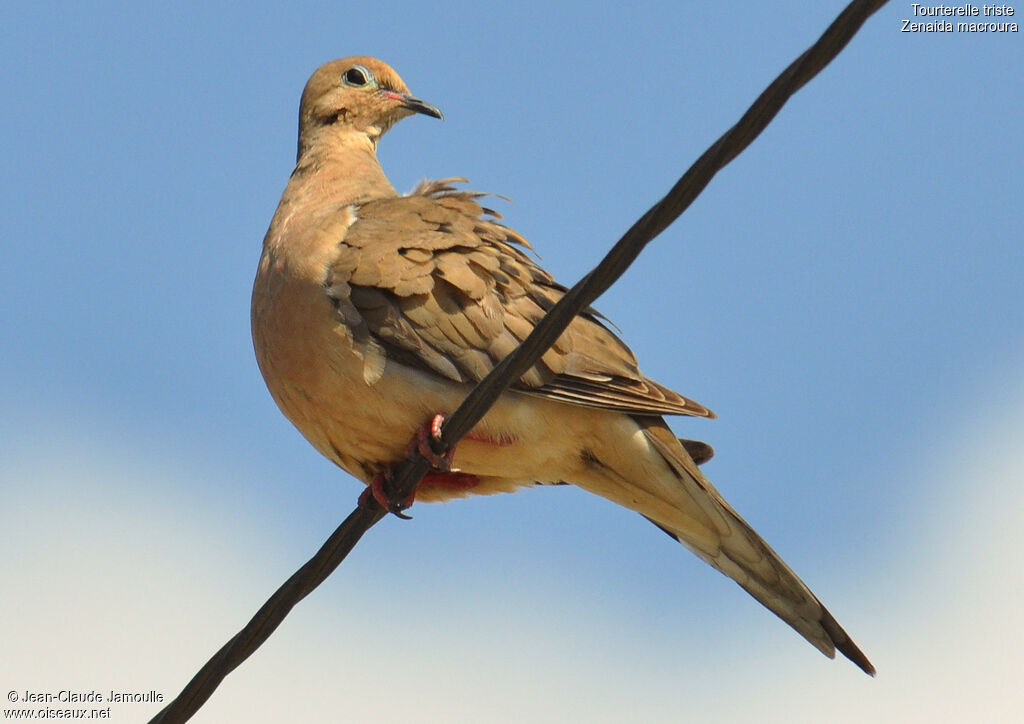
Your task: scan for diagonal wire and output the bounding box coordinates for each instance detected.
[385,0,888,501]
[149,1,888,721]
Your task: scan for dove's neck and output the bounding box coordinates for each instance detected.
[290,129,398,206]
[261,130,398,264]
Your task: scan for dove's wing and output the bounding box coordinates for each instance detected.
[326,179,712,418]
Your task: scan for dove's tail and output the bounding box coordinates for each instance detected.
[577,414,875,676]
[639,419,875,675]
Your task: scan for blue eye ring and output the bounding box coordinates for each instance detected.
[342,65,374,87]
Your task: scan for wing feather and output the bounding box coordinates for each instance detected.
[325,179,713,418]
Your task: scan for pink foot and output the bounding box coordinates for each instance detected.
[405,413,453,470]
[359,470,417,518]
[359,413,459,518]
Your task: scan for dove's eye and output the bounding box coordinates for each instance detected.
[342,66,372,87]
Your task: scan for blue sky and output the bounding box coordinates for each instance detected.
[2,2,1022,722]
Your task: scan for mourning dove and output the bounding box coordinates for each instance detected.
[251,56,874,675]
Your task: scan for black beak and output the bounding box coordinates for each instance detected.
[382,90,443,120]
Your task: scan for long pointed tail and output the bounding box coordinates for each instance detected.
[639,420,875,676]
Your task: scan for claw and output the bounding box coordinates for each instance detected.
[358,471,415,519]
[405,412,453,470]
[358,413,455,519]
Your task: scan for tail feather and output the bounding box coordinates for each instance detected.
[678,437,714,466]
[637,419,875,676]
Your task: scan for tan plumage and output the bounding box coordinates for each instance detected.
[251,56,874,675]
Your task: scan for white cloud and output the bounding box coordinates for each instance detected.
[2,378,1022,722]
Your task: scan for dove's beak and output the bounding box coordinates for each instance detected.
[382,90,443,120]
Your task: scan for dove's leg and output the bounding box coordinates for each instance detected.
[405,413,452,470]
[360,413,482,516]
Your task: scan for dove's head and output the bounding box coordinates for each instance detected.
[296,56,441,160]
